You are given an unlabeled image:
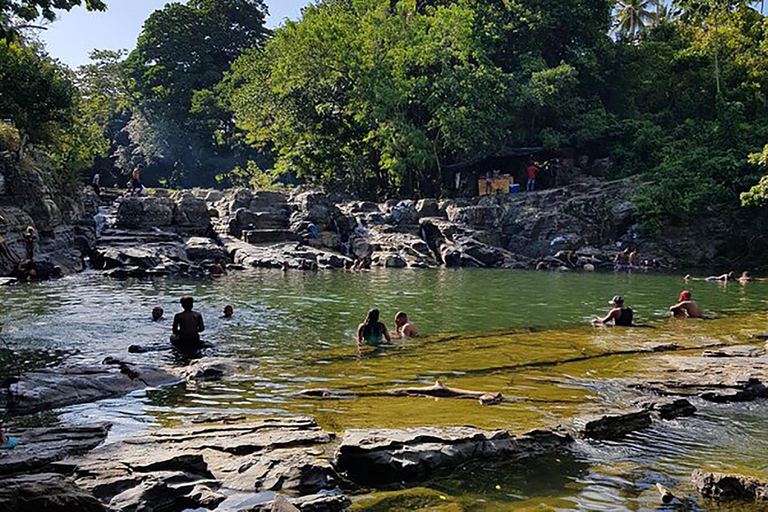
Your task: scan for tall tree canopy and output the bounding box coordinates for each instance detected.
[227,0,612,197]
[0,0,106,39]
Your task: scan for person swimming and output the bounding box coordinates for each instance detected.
[356,308,391,347]
[222,305,234,319]
[669,290,702,319]
[394,311,419,339]
[152,307,164,322]
[592,295,634,326]
[171,296,205,352]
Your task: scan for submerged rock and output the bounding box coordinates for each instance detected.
[571,410,652,440]
[334,426,569,484]
[7,363,180,415]
[692,469,768,502]
[248,493,351,512]
[633,397,697,420]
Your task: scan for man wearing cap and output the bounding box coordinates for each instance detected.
[592,295,634,326]
[669,290,702,319]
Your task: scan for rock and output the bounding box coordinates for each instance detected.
[334,426,569,484]
[692,469,768,501]
[247,493,351,512]
[571,410,652,440]
[703,345,766,358]
[244,229,300,244]
[184,237,229,263]
[415,198,440,218]
[179,358,238,382]
[204,190,224,202]
[633,397,697,420]
[52,418,341,512]
[633,352,768,403]
[8,364,181,415]
[0,473,106,512]
[222,237,350,270]
[116,197,175,229]
[173,193,211,235]
[0,424,110,476]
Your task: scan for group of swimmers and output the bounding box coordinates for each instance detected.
[592,289,703,327]
[685,271,768,284]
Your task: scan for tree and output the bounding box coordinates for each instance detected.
[614,0,658,39]
[0,0,106,39]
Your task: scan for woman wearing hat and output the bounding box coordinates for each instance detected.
[592,296,634,326]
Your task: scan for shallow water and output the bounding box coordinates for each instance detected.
[2,268,768,510]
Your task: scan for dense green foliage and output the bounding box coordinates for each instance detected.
[2,0,768,261]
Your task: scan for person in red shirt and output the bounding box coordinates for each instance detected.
[526,161,540,191]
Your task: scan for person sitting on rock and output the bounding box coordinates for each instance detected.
[357,308,391,347]
[592,295,634,327]
[152,307,164,322]
[394,311,419,339]
[171,296,205,352]
[669,290,702,319]
[0,426,18,450]
[222,305,234,319]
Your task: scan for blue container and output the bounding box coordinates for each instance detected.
[510,184,521,194]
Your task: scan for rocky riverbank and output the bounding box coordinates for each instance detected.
[77,176,697,280]
[3,341,768,510]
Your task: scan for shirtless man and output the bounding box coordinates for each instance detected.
[669,290,702,318]
[592,296,634,326]
[131,164,144,196]
[394,311,419,339]
[171,296,205,351]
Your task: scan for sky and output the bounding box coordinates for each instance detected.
[39,0,312,68]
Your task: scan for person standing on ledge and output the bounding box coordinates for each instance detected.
[669,290,702,319]
[171,296,205,352]
[357,308,391,347]
[130,164,144,196]
[592,296,634,326]
[526,160,540,191]
[394,311,419,339]
[24,226,36,261]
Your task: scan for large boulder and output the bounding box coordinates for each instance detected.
[172,193,211,235]
[116,197,175,229]
[571,410,652,440]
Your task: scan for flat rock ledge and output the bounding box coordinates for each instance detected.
[571,409,652,440]
[4,361,181,415]
[334,426,569,484]
[692,469,768,502]
[632,348,768,403]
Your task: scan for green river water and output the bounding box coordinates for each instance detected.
[2,268,768,510]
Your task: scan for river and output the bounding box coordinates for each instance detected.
[2,269,768,510]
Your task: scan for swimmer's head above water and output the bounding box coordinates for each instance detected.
[223,305,234,318]
[152,307,164,321]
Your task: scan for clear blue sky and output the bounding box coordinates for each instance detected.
[39,0,312,68]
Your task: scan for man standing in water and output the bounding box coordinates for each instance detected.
[592,296,634,326]
[669,290,702,318]
[394,311,419,339]
[171,296,205,352]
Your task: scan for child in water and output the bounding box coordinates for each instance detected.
[357,308,391,347]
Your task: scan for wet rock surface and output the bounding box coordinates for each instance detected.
[334,426,570,484]
[571,410,652,440]
[632,347,768,403]
[48,417,342,512]
[4,362,180,415]
[632,397,697,420]
[692,469,768,502]
[0,423,110,476]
